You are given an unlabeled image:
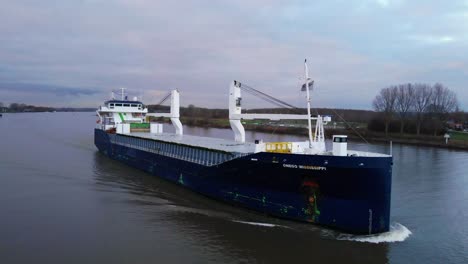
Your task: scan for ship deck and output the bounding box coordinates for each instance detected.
[122,132,390,157]
[129,132,257,154]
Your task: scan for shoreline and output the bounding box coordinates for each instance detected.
[177,118,468,151]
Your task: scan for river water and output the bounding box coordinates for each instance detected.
[0,112,467,264]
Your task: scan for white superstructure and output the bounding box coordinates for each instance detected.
[96,88,183,135]
[95,62,390,158]
[146,90,183,135]
[229,60,330,155]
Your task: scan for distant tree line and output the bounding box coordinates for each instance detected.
[0,102,94,112]
[371,83,460,136]
[147,104,376,124]
[148,104,228,119]
[2,103,55,112]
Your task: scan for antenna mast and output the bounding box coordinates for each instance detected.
[304,59,313,147]
[120,88,126,100]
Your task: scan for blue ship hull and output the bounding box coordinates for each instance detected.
[95,129,392,234]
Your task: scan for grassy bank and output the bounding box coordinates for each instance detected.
[449,131,468,141]
[364,131,468,150]
[151,117,468,150]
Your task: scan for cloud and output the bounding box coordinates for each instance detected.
[0,0,467,109]
[408,35,457,44]
[376,0,390,8]
[0,83,100,96]
[0,82,103,107]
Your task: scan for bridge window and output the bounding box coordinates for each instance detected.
[123,104,130,107]
[236,98,242,107]
[115,104,123,107]
[333,137,347,143]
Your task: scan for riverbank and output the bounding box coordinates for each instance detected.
[175,117,468,150]
[364,132,468,150]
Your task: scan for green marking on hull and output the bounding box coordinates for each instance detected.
[225,191,296,214]
[118,112,124,122]
[313,194,320,215]
[178,174,184,185]
[130,123,150,129]
[280,206,288,214]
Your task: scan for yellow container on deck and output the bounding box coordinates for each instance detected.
[265,142,293,153]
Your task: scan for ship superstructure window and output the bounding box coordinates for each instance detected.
[131,104,137,107]
[236,98,242,107]
[109,103,114,109]
[333,137,347,143]
[123,104,130,107]
[115,103,123,107]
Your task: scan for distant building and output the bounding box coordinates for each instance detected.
[447,120,464,130]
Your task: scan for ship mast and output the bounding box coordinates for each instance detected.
[120,88,126,100]
[228,60,326,154]
[304,59,313,147]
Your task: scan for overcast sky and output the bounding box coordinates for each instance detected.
[0,0,467,109]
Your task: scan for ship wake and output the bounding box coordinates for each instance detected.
[336,223,412,243]
[232,220,286,228]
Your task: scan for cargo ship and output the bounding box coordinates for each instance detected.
[95,61,392,234]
